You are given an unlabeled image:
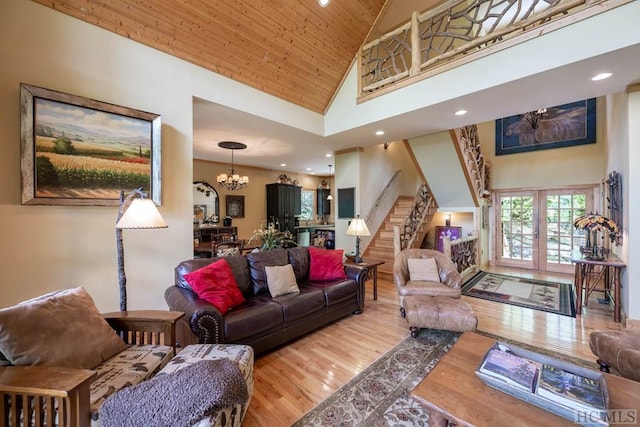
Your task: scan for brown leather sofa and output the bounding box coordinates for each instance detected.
[165,247,366,355]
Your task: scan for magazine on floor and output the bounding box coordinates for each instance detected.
[476,342,609,426]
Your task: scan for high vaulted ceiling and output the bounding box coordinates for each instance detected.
[34,1,640,175]
[34,0,387,114]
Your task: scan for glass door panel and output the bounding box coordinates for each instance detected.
[542,190,592,273]
[495,187,594,273]
[497,192,536,269]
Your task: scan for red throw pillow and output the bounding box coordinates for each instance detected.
[184,259,245,314]
[308,247,347,281]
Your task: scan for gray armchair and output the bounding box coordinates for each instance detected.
[393,248,462,317]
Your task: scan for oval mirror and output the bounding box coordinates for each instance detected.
[193,181,219,223]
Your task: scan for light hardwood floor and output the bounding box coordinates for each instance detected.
[243,267,625,426]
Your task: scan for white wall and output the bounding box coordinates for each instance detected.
[0,0,322,311]
[408,132,475,207]
[477,98,606,190]
[0,1,192,311]
[618,88,640,324]
[325,2,640,137]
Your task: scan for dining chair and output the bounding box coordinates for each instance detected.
[212,240,245,257]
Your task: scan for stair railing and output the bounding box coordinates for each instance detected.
[451,125,490,206]
[442,231,480,281]
[364,170,401,224]
[396,184,434,252]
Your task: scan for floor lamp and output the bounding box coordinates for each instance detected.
[346,215,370,264]
[115,189,167,311]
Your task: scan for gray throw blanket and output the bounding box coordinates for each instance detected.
[100,359,249,427]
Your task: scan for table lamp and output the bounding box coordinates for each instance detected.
[346,215,370,263]
[115,188,168,311]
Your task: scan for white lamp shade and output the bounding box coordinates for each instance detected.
[346,217,370,237]
[116,199,168,229]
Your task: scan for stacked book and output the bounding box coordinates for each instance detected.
[476,343,609,426]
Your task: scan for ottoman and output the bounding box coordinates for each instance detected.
[157,344,254,427]
[404,295,477,337]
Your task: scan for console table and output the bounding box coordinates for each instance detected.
[571,252,626,322]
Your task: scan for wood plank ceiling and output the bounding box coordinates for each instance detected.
[34,0,387,113]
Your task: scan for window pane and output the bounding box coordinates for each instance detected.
[300,190,314,221]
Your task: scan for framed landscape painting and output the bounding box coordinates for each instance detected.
[495,98,596,156]
[20,84,161,206]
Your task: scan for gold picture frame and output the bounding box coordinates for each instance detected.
[20,83,162,206]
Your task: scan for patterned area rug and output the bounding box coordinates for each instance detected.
[462,271,576,317]
[293,330,604,427]
[292,329,459,427]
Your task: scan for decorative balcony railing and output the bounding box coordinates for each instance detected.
[358,0,630,100]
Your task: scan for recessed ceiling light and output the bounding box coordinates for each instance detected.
[306,167,312,171]
[375,130,385,136]
[592,72,612,81]
[280,163,286,167]
[454,110,467,116]
[325,153,332,158]
[318,0,330,7]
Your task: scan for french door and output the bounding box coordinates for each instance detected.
[495,187,596,273]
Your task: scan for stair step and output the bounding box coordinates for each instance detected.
[367,247,394,259]
[379,230,394,239]
[374,238,394,249]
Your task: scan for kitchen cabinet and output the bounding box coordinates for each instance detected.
[317,188,331,216]
[266,183,301,233]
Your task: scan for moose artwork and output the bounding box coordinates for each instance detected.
[495,98,596,156]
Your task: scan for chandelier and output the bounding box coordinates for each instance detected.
[216,141,249,190]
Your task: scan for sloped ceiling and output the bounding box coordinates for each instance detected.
[34,0,388,114]
[32,0,640,175]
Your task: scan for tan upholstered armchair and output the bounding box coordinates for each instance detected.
[393,248,463,317]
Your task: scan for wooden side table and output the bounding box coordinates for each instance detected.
[345,258,385,301]
[571,252,626,322]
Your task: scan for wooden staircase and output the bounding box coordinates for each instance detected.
[363,196,416,276]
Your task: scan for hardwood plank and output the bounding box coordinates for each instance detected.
[244,267,623,426]
[34,0,386,113]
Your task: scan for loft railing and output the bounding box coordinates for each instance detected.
[358,0,630,100]
[451,125,490,206]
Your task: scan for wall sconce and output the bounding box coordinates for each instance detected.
[444,214,451,227]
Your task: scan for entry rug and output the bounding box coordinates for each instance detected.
[462,271,575,317]
[292,329,459,427]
